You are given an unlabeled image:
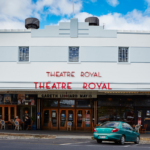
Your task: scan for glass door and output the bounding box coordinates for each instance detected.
[137,110,142,125]
[0,107,2,120]
[59,109,66,130]
[67,109,75,130]
[59,109,75,130]
[0,106,16,122]
[76,109,92,131]
[76,109,83,130]
[84,109,92,130]
[42,109,50,129]
[50,109,58,130]
[10,107,15,121]
[4,107,8,121]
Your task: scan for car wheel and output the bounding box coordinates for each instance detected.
[120,135,125,145]
[97,139,102,143]
[134,136,140,144]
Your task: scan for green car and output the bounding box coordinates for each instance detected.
[93,121,140,145]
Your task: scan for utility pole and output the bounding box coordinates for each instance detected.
[73,0,74,18]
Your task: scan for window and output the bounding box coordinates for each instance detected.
[97,106,135,126]
[76,100,91,108]
[19,47,29,62]
[60,100,75,107]
[69,47,79,62]
[43,100,58,107]
[122,123,133,130]
[0,107,2,119]
[118,47,128,62]
[101,122,119,128]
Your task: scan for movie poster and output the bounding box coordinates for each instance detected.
[30,97,35,105]
[85,114,90,127]
[18,94,35,105]
[4,94,11,104]
[18,94,25,105]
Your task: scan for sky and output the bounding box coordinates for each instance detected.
[1,0,150,30]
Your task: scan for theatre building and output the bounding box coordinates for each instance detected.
[0,17,150,131]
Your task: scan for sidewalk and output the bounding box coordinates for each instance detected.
[0,130,93,139]
[0,130,150,143]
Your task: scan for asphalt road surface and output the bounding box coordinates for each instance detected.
[0,138,150,150]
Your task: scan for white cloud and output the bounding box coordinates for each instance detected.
[106,0,119,7]
[59,10,150,30]
[0,0,82,29]
[35,0,82,16]
[99,10,150,30]
[146,0,150,4]
[0,0,33,19]
[1,0,150,31]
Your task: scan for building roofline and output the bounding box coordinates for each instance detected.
[0,29,31,33]
[1,29,150,35]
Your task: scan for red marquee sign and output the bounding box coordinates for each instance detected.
[34,82,112,90]
[34,71,112,90]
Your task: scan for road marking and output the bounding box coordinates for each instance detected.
[60,141,90,145]
[124,145,130,147]
[60,143,72,145]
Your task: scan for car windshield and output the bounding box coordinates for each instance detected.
[101,122,119,128]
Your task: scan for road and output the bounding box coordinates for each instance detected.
[0,138,150,150]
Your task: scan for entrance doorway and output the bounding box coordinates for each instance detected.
[42,109,58,130]
[76,109,92,130]
[59,109,75,130]
[41,99,93,131]
[136,108,150,131]
[0,105,16,121]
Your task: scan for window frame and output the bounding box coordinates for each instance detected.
[68,46,80,64]
[18,47,30,63]
[118,47,130,64]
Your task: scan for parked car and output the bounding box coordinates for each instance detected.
[93,121,140,145]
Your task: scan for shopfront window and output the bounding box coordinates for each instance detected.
[60,100,75,107]
[97,97,135,126]
[68,110,73,127]
[43,100,58,107]
[0,94,18,105]
[76,100,91,108]
[98,106,135,125]
[85,110,91,127]
[0,94,36,124]
[0,107,2,119]
[137,110,142,125]
[77,110,82,127]
[52,110,57,127]
[17,94,36,124]
[60,110,66,127]
[11,107,14,119]
[5,107,8,121]
[44,110,49,127]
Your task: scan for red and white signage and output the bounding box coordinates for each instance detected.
[34,71,112,90]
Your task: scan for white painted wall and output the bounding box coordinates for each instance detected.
[0,33,150,47]
[0,62,149,91]
[0,22,150,91]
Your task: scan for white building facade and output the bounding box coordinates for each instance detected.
[0,17,150,131]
